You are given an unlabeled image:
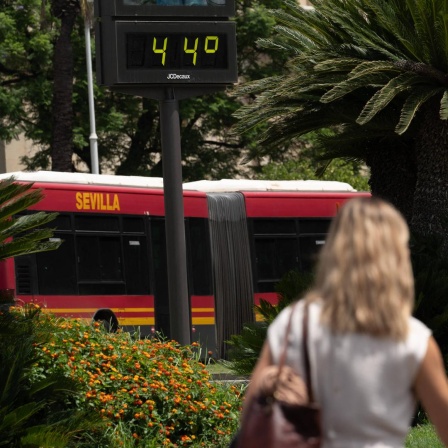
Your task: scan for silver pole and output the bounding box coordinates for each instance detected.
[84,15,99,174]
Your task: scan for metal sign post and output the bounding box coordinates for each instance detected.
[94,0,237,346]
[159,88,190,345]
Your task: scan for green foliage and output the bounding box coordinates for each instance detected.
[234,0,444,149]
[258,157,370,191]
[233,0,448,232]
[223,322,269,376]
[29,314,244,447]
[0,305,103,447]
[226,270,314,375]
[406,424,444,448]
[0,177,60,261]
[1,0,298,179]
[0,0,54,142]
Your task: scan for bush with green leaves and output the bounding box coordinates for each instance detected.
[0,305,103,447]
[26,308,244,447]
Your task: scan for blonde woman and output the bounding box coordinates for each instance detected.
[243,197,448,447]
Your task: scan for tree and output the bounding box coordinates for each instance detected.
[50,0,80,172]
[0,0,54,143]
[2,0,313,179]
[255,131,370,190]
[6,0,294,179]
[234,0,448,244]
[258,158,370,191]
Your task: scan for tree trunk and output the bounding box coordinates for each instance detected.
[366,143,417,224]
[411,99,448,249]
[50,0,79,172]
[116,99,159,176]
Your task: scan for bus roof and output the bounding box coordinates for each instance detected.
[183,179,357,192]
[0,171,357,192]
[0,171,165,189]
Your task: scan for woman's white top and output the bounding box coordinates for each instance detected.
[267,300,431,448]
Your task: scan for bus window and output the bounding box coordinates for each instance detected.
[15,255,38,295]
[37,234,77,294]
[187,218,212,295]
[123,236,150,294]
[298,219,330,271]
[299,219,331,234]
[251,218,333,292]
[299,235,325,272]
[123,217,145,233]
[37,214,72,231]
[75,215,119,232]
[77,236,122,281]
[253,219,296,235]
[254,237,299,292]
[77,235,125,294]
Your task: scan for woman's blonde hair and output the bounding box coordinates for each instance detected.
[307,197,414,340]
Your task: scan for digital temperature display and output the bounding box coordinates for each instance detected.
[127,33,227,70]
[109,21,237,84]
[95,0,238,88]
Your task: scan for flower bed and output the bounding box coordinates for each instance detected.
[25,307,244,446]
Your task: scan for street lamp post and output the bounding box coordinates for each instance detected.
[83,0,100,174]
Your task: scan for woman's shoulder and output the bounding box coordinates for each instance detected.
[268,299,320,340]
[407,316,432,350]
[408,316,432,338]
[271,299,312,324]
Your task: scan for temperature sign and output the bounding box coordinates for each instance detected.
[127,33,227,70]
[97,21,237,85]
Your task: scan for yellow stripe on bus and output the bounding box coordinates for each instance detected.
[192,317,215,325]
[120,318,214,326]
[43,308,214,325]
[119,317,213,326]
[118,318,155,325]
[44,308,154,314]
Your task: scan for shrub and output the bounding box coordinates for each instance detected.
[29,310,243,447]
[0,305,103,447]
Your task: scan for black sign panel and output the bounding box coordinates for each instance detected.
[94,0,238,89]
[98,21,237,85]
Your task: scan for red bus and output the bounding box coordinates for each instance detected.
[0,172,368,357]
